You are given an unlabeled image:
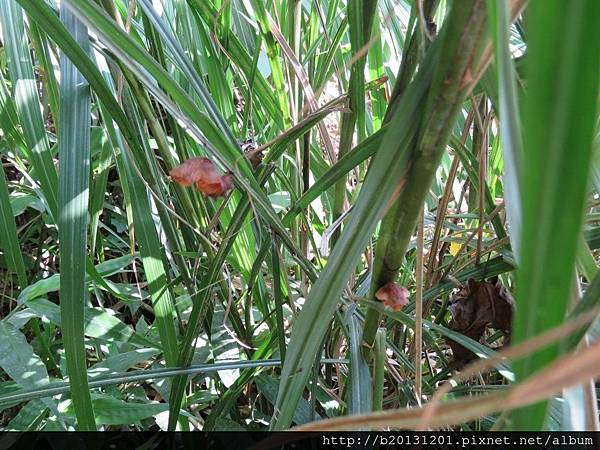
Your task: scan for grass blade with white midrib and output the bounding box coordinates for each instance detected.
[511,0,600,429]
[487,0,523,261]
[57,6,96,430]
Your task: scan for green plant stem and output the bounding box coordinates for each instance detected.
[331,0,378,247]
[362,0,489,349]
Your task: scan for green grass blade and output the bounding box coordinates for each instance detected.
[564,271,600,351]
[0,76,26,148]
[89,133,113,254]
[106,114,180,365]
[343,304,372,416]
[25,298,160,349]
[27,20,61,134]
[487,0,523,260]
[1,358,336,408]
[0,321,60,416]
[0,0,58,218]
[368,12,387,132]
[0,165,27,287]
[270,39,436,431]
[332,0,378,244]
[512,0,600,430]
[136,0,236,141]
[250,0,291,124]
[186,0,283,128]
[283,126,385,226]
[62,394,168,426]
[59,0,310,271]
[56,6,96,430]
[271,237,286,361]
[17,254,134,304]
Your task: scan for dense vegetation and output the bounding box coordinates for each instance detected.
[0,0,599,431]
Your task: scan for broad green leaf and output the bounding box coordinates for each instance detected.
[17,255,133,304]
[0,321,60,417]
[255,374,321,425]
[88,349,160,378]
[60,394,169,426]
[25,298,160,349]
[0,321,50,390]
[5,400,47,431]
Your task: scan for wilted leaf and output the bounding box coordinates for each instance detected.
[375,282,410,311]
[446,277,515,369]
[169,157,233,198]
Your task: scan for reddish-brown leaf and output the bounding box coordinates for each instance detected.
[375,282,410,312]
[169,157,233,198]
[196,172,233,198]
[446,277,515,369]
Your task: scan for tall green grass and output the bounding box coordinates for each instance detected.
[0,0,599,432]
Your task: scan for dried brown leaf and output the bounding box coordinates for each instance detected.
[169,157,233,198]
[375,282,410,312]
[446,277,515,368]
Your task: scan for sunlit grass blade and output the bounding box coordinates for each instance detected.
[27,20,61,134]
[1,358,331,408]
[270,34,438,430]
[487,0,523,260]
[367,12,387,132]
[0,0,58,218]
[56,6,96,430]
[99,90,180,386]
[283,126,385,226]
[186,0,283,128]
[136,0,236,141]
[59,0,311,275]
[250,0,291,125]
[332,0,378,244]
[0,76,26,148]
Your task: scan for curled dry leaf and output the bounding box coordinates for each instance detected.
[169,157,233,198]
[446,276,515,369]
[375,282,410,312]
